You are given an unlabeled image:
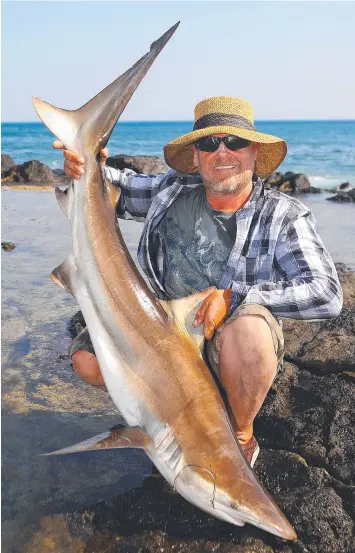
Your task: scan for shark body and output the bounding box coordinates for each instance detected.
[32,23,296,540]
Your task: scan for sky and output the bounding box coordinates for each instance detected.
[2,1,355,122]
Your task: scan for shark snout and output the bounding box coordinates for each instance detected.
[174,464,296,541]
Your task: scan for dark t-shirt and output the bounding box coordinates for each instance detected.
[157,185,236,299]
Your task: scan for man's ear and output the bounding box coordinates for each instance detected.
[192,144,199,168]
[252,143,259,161]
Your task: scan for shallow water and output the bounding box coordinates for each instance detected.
[2,189,355,552]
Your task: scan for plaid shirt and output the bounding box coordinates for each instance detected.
[106,166,342,320]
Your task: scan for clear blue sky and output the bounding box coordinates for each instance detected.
[2,1,355,121]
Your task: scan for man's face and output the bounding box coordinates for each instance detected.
[192,133,259,195]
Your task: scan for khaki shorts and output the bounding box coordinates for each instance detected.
[204,303,284,380]
[70,303,284,382]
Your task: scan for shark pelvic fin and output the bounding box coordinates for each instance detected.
[163,287,216,352]
[105,178,121,210]
[43,425,151,456]
[32,22,179,157]
[50,254,77,296]
[55,187,70,217]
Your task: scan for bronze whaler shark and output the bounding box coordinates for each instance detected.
[32,23,296,540]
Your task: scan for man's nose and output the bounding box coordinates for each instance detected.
[216,141,229,153]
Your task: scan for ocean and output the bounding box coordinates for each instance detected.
[2,120,355,190]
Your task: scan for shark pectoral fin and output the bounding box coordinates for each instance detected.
[43,425,152,456]
[50,254,77,296]
[55,187,70,217]
[166,287,217,352]
[105,178,121,209]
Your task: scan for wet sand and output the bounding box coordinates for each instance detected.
[2,189,355,552]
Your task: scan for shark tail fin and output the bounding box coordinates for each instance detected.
[32,22,179,157]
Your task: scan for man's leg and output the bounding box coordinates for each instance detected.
[72,350,105,388]
[218,314,278,445]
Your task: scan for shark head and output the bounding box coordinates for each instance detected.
[174,463,297,540]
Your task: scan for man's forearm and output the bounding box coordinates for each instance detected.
[230,272,343,319]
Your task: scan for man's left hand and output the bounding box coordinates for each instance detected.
[193,289,232,340]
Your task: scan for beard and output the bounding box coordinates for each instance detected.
[203,168,254,195]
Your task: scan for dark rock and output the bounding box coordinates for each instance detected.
[1,241,16,252]
[264,172,311,194]
[279,181,292,193]
[2,160,70,186]
[302,186,322,194]
[289,173,311,193]
[339,182,351,190]
[264,172,284,189]
[68,311,86,339]
[107,154,168,175]
[326,190,355,203]
[1,154,15,176]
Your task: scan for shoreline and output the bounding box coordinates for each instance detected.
[2,184,55,191]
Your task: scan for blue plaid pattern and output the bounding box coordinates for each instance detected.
[105,166,343,320]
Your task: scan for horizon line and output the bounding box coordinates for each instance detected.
[2,118,355,124]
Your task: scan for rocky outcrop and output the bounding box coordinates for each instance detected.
[327,189,355,203]
[56,265,355,553]
[1,160,70,186]
[264,171,313,193]
[107,154,168,175]
[1,242,16,252]
[1,154,15,176]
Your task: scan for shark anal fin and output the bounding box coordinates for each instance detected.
[55,187,70,217]
[43,425,151,456]
[163,287,216,352]
[50,254,77,296]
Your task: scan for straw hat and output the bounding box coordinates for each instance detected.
[164,97,287,179]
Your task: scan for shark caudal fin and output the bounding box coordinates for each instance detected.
[32,22,179,156]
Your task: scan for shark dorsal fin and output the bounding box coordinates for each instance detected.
[162,287,216,352]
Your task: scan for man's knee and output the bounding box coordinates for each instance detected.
[72,350,105,387]
[219,314,277,363]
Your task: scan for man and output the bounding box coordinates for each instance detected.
[54,96,342,468]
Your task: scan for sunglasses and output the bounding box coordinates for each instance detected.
[194,135,251,153]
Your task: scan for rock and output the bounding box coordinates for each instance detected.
[279,181,292,193]
[1,242,16,252]
[339,182,351,190]
[2,160,70,186]
[106,154,168,175]
[264,172,311,194]
[326,190,355,203]
[303,186,322,194]
[289,173,311,193]
[1,154,15,176]
[264,172,284,189]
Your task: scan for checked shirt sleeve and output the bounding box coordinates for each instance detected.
[230,212,343,320]
[105,166,176,221]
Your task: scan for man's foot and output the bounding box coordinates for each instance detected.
[240,436,260,468]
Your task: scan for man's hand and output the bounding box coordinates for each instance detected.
[53,140,109,180]
[193,289,232,340]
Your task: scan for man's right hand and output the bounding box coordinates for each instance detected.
[53,140,109,180]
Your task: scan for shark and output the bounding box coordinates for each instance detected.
[32,22,296,540]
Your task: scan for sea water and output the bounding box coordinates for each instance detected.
[2,120,355,189]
